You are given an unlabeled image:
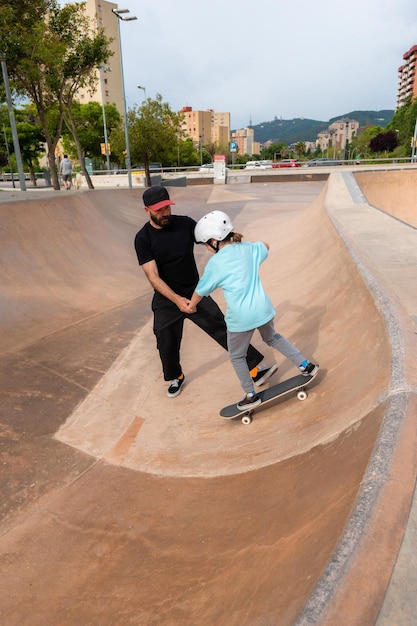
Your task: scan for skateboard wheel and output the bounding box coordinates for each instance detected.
[241,414,252,425]
[297,390,308,401]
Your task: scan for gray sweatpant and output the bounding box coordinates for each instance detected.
[227,318,306,394]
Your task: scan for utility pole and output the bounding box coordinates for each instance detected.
[0,56,26,191]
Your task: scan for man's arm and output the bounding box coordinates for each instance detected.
[141,259,190,312]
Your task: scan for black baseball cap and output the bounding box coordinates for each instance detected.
[143,186,175,211]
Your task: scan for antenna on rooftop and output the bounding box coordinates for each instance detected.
[249,113,252,126]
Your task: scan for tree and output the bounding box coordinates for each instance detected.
[178,138,200,167]
[58,4,113,188]
[294,141,306,159]
[369,130,399,154]
[110,94,182,186]
[1,0,112,189]
[15,104,46,185]
[354,125,383,156]
[387,96,417,156]
[61,101,120,166]
[0,103,45,185]
[261,141,287,160]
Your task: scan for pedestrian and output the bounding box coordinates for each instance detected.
[60,154,73,190]
[187,210,319,411]
[134,185,277,398]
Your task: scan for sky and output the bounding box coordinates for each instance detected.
[62,0,417,130]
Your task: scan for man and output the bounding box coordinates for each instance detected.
[60,154,73,190]
[134,185,277,398]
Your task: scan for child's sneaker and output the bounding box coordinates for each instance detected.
[237,391,261,411]
[167,374,185,398]
[251,364,278,387]
[299,360,319,377]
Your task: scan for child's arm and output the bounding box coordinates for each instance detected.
[187,291,203,313]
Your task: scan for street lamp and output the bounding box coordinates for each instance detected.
[137,85,147,100]
[0,55,26,191]
[3,125,15,188]
[411,119,417,162]
[330,129,337,159]
[112,8,137,189]
[344,121,349,161]
[100,64,111,172]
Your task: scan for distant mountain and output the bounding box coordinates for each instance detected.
[243,110,394,145]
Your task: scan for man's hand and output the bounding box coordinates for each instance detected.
[141,261,199,314]
[185,301,197,314]
[177,297,192,313]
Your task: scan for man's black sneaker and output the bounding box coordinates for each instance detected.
[252,364,278,387]
[167,375,185,398]
[236,392,261,411]
[299,361,319,377]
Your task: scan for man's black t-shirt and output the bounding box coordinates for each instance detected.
[134,215,199,299]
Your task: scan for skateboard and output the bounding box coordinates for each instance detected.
[219,372,319,425]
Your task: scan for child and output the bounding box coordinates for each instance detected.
[187,210,319,411]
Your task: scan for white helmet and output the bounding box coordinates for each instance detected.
[194,211,234,243]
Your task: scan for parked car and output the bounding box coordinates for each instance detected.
[115,162,163,175]
[199,163,229,172]
[272,159,301,168]
[244,160,273,170]
[131,162,163,174]
[302,158,342,167]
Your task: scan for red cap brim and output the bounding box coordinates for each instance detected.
[146,199,175,211]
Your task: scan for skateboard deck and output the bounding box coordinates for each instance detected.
[220,372,318,424]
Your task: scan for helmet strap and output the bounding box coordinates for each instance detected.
[206,239,220,253]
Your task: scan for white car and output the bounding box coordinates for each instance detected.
[244,160,273,170]
[199,163,229,172]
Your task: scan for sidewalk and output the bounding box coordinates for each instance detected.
[297,171,417,625]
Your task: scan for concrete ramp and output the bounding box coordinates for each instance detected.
[354,168,417,228]
[0,189,144,353]
[0,179,414,624]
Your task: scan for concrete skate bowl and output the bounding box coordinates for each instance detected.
[0,182,398,625]
[354,168,417,228]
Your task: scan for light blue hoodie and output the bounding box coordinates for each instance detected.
[195,241,275,332]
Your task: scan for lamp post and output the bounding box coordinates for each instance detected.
[344,121,349,161]
[100,64,111,172]
[0,55,26,191]
[112,8,137,189]
[411,119,417,162]
[137,85,147,100]
[3,125,15,188]
[330,129,337,159]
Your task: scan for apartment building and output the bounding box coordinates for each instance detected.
[230,127,260,156]
[397,45,417,108]
[316,119,359,152]
[180,107,230,147]
[211,111,230,146]
[77,0,124,115]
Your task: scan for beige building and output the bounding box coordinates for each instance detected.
[77,0,124,115]
[211,111,231,147]
[316,119,359,153]
[180,107,231,148]
[231,127,260,156]
[397,45,417,108]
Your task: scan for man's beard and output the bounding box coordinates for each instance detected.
[150,213,172,228]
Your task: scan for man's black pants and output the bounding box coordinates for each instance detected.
[152,294,264,381]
